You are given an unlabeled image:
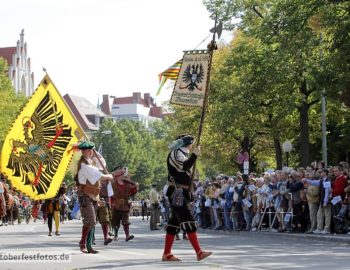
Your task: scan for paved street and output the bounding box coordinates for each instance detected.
[0,217,349,270]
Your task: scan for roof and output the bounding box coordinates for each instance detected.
[113,97,146,106]
[63,94,106,131]
[0,47,16,66]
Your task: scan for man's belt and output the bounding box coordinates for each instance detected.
[83,185,100,197]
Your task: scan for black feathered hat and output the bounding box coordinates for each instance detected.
[176,134,195,147]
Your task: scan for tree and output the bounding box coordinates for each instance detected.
[202,0,350,168]
[93,119,168,191]
[0,58,27,147]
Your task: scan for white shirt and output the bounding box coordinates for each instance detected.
[92,152,107,171]
[78,162,103,185]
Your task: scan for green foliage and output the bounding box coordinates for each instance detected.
[186,0,350,171]
[0,58,27,148]
[93,119,169,192]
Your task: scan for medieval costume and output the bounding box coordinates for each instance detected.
[162,135,212,262]
[76,141,113,254]
[111,172,138,241]
[0,182,6,220]
[97,180,113,245]
[45,197,60,236]
[31,200,41,222]
[46,182,67,235]
[3,183,14,225]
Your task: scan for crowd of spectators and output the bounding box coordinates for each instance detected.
[2,160,350,237]
[159,161,350,235]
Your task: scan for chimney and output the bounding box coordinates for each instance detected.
[133,92,142,104]
[100,94,111,115]
[144,93,151,107]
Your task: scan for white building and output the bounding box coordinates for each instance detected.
[100,92,163,127]
[0,30,34,97]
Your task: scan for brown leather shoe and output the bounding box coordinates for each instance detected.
[87,248,99,254]
[104,238,113,245]
[125,235,134,242]
[197,251,213,261]
[162,254,181,261]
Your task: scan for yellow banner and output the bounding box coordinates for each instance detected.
[0,75,83,199]
[170,51,210,107]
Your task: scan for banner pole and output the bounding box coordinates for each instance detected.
[44,73,109,174]
[190,15,218,190]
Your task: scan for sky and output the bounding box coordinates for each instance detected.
[0,0,232,107]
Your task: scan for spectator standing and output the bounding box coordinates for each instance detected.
[332,166,347,216]
[304,168,332,234]
[149,183,160,230]
[305,171,320,233]
[223,178,234,231]
[287,171,305,232]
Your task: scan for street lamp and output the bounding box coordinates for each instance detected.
[98,130,112,153]
[320,34,328,167]
[282,140,293,167]
[321,91,328,167]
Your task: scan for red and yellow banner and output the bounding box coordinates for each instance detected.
[0,75,83,199]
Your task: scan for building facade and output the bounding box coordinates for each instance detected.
[100,92,163,127]
[64,94,108,137]
[0,30,34,97]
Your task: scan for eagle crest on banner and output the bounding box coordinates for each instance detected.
[180,63,204,91]
[170,51,209,107]
[7,91,72,195]
[1,75,83,199]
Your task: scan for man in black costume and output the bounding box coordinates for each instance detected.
[162,134,212,262]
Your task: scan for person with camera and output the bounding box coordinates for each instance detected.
[75,141,114,254]
[162,134,212,262]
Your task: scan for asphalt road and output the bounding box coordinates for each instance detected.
[0,217,349,270]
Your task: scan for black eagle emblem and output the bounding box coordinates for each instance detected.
[180,63,205,91]
[6,92,73,195]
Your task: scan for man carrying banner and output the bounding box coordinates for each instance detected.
[162,134,212,262]
[76,141,114,254]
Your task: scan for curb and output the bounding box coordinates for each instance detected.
[198,228,350,244]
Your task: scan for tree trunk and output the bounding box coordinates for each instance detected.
[299,80,310,167]
[274,138,283,170]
